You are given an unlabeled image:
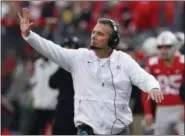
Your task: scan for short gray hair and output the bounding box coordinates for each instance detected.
[97,18,119,35]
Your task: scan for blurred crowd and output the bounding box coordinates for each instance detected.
[1,1,185,135]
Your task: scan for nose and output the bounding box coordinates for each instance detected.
[91,32,97,40]
[158,46,170,51]
[162,47,170,52]
[160,48,166,52]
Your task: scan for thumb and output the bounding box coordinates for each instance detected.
[29,22,34,29]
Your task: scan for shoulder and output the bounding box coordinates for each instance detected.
[118,50,138,65]
[177,55,184,64]
[116,50,132,60]
[75,48,100,60]
[116,51,139,69]
[77,48,89,53]
[75,48,90,56]
[147,56,159,66]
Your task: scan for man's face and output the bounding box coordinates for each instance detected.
[157,45,173,59]
[91,23,112,49]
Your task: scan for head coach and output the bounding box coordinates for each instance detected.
[18,8,163,135]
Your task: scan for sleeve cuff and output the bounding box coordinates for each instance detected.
[147,81,160,92]
[22,31,34,41]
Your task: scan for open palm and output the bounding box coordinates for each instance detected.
[18,8,34,37]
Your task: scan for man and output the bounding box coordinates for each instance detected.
[18,8,163,135]
[28,56,59,134]
[49,37,79,135]
[142,31,184,135]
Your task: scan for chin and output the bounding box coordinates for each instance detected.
[160,55,171,60]
[91,43,97,46]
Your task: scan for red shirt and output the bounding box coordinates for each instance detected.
[142,55,184,114]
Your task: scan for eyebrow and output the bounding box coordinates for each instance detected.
[92,30,105,35]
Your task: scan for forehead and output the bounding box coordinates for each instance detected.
[93,23,112,34]
[157,45,172,49]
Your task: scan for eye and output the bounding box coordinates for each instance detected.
[91,30,95,35]
[97,32,104,36]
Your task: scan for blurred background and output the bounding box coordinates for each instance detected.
[1,1,185,135]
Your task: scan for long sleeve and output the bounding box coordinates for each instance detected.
[22,31,78,72]
[126,55,160,93]
[141,91,152,115]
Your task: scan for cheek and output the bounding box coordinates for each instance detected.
[100,37,109,44]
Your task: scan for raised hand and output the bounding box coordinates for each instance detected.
[18,8,34,37]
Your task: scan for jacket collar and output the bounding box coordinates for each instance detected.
[88,49,117,63]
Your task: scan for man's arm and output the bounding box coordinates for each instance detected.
[18,8,78,72]
[141,91,154,126]
[125,55,163,103]
[22,31,78,72]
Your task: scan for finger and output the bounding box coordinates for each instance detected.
[23,8,28,22]
[156,91,162,103]
[157,94,161,103]
[154,92,159,103]
[161,92,164,100]
[158,92,162,103]
[153,92,157,103]
[25,8,30,23]
[149,92,155,101]
[158,92,164,103]
[157,92,162,103]
[29,22,34,28]
[18,12,23,21]
[22,8,26,20]
[147,95,150,101]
